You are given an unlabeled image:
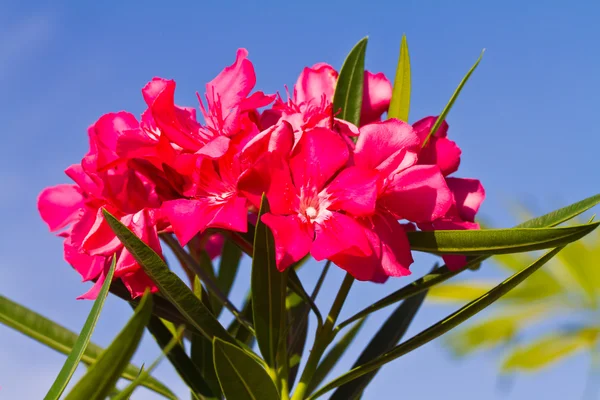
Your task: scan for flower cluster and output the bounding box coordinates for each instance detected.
[38,49,484,299]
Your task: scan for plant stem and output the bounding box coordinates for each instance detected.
[291,273,354,400]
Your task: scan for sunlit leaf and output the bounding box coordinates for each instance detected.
[502,328,600,371]
[387,34,411,122]
[309,247,567,399]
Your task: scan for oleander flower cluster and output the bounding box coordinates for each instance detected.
[38,49,484,299]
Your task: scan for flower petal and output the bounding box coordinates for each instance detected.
[360,71,392,125]
[325,166,378,216]
[261,213,313,271]
[418,136,462,176]
[446,177,485,222]
[38,184,84,232]
[294,63,338,105]
[412,116,449,141]
[161,199,213,246]
[311,212,372,261]
[290,127,349,191]
[354,119,420,173]
[206,48,256,113]
[380,165,452,222]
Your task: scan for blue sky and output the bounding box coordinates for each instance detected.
[1,0,599,398]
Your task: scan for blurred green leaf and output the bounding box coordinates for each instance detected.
[0,294,174,399]
[422,50,483,147]
[333,37,368,126]
[287,291,309,390]
[428,281,494,302]
[387,34,411,122]
[502,328,600,371]
[309,247,567,399]
[213,337,281,400]
[252,195,287,369]
[64,292,153,400]
[330,291,427,400]
[308,318,366,396]
[215,239,243,315]
[45,257,116,400]
[113,326,185,400]
[146,315,216,399]
[103,209,235,344]
[406,223,599,255]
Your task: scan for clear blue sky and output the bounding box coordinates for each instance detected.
[1,0,599,398]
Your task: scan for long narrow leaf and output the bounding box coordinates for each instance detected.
[0,294,174,399]
[309,247,567,399]
[387,34,411,122]
[213,337,280,400]
[252,195,287,368]
[307,319,366,396]
[146,315,216,399]
[407,223,599,255]
[337,193,600,329]
[113,326,185,400]
[64,292,153,400]
[103,209,235,344]
[332,37,368,126]
[216,239,243,314]
[330,292,427,399]
[422,50,483,146]
[45,258,117,400]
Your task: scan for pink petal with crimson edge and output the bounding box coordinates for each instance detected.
[122,269,159,299]
[80,209,123,256]
[294,63,338,105]
[38,184,84,232]
[380,165,452,223]
[334,119,360,137]
[206,49,256,113]
[142,78,202,151]
[261,213,313,271]
[354,119,420,172]
[360,71,392,125]
[446,177,485,222]
[325,166,378,216]
[116,248,139,277]
[260,109,283,130]
[205,195,249,233]
[241,121,294,165]
[289,127,349,191]
[65,164,101,197]
[240,91,276,111]
[412,116,449,142]
[204,233,225,260]
[64,237,106,282]
[311,212,372,261]
[369,213,413,278]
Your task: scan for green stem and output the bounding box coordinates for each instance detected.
[291,273,354,400]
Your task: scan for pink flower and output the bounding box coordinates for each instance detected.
[342,119,453,281]
[261,63,392,134]
[239,127,380,272]
[412,116,486,270]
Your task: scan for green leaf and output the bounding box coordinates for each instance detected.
[307,319,366,396]
[516,193,600,229]
[309,247,567,399]
[146,315,216,399]
[407,223,599,255]
[502,328,600,371]
[287,291,309,390]
[428,281,496,302]
[213,337,281,400]
[252,195,287,368]
[215,239,243,315]
[102,209,235,344]
[445,304,552,357]
[422,50,483,147]
[113,326,185,400]
[330,291,426,400]
[555,240,598,307]
[64,292,153,400]
[387,34,411,122]
[45,258,117,400]
[332,37,368,126]
[0,295,174,399]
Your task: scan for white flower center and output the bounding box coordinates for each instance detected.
[305,206,318,220]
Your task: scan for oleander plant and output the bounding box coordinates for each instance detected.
[2,36,599,399]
